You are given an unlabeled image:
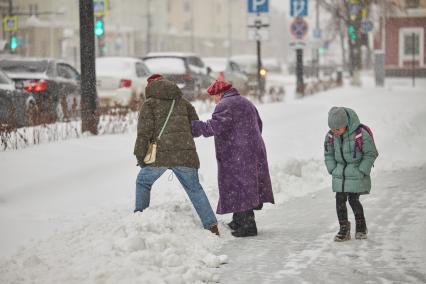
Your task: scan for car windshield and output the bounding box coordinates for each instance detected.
[0,60,48,74]
[231,58,258,73]
[96,59,134,77]
[203,58,227,72]
[143,57,186,74]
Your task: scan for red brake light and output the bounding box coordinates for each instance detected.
[120,79,132,88]
[24,80,48,92]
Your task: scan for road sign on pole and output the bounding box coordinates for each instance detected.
[248,28,269,41]
[290,0,308,17]
[94,0,108,17]
[3,16,18,32]
[290,17,309,39]
[247,0,269,13]
[360,20,373,34]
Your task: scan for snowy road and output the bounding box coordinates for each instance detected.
[218,167,426,283]
[1,76,426,283]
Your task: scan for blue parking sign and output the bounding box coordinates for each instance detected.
[290,0,308,17]
[248,0,269,13]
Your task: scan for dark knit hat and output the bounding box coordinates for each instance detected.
[328,107,348,129]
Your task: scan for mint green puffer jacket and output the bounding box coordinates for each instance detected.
[324,108,378,194]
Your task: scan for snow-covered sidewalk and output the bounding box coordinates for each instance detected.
[1,76,426,283]
[218,166,426,283]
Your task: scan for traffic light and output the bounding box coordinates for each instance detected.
[10,34,17,50]
[348,25,357,40]
[94,18,104,37]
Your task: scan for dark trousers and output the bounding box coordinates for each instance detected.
[336,193,365,224]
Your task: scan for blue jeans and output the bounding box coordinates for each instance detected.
[135,166,217,229]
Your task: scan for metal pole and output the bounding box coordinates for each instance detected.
[8,0,13,54]
[412,32,415,87]
[315,0,320,79]
[146,0,151,53]
[79,0,98,134]
[296,48,304,96]
[256,39,263,98]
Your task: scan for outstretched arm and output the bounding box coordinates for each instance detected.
[192,103,233,138]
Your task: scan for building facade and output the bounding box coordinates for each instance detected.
[1,0,289,69]
[375,0,426,76]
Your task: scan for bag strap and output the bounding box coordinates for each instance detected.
[157,99,175,140]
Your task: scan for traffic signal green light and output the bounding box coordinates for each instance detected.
[10,35,17,50]
[95,18,104,37]
[348,25,357,40]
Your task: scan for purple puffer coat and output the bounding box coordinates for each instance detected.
[192,88,274,214]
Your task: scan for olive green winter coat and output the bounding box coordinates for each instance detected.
[324,108,378,194]
[134,79,200,168]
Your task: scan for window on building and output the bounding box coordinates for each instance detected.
[404,33,420,56]
[183,0,190,13]
[167,0,171,13]
[184,21,192,31]
[405,0,420,8]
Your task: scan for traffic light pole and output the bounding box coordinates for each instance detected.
[256,39,263,98]
[79,0,98,135]
[95,16,105,57]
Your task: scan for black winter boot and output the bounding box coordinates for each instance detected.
[231,221,257,237]
[355,219,368,239]
[231,210,257,237]
[227,220,240,231]
[334,221,351,242]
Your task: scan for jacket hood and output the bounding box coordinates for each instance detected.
[145,79,182,100]
[343,107,361,134]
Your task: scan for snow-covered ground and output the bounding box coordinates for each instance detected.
[0,75,425,283]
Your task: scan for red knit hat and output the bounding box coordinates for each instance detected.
[207,80,232,95]
[147,74,164,85]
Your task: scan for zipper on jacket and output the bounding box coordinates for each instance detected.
[339,136,347,193]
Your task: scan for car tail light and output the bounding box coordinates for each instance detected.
[120,79,132,88]
[24,80,48,92]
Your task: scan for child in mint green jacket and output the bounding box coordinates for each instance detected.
[324,107,378,242]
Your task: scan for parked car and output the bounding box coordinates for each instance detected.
[262,58,283,74]
[142,52,213,100]
[0,58,81,122]
[230,55,266,94]
[0,68,37,127]
[203,57,249,95]
[96,57,150,109]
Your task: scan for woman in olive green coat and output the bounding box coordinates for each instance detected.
[324,107,378,242]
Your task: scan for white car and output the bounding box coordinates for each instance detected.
[203,57,249,95]
[96,57,150,108]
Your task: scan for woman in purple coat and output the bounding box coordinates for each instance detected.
[192,80,274,237]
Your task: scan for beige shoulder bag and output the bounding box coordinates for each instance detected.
[143,100,175,164]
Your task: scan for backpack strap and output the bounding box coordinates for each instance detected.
[353,126,363,158]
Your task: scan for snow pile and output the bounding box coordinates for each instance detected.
[0,202,227,284]
[270,159,329,203]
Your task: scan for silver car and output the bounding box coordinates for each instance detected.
[203,57,249,95]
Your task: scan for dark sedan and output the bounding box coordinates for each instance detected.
[0,69,37,128]
[0,58,81,123]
